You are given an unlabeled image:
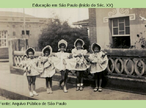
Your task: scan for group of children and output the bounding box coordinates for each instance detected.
[21,38,108,97]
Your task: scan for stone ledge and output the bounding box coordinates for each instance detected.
[106,75,146,93]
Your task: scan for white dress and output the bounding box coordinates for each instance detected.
[39,57,56,78]
[88,51,108,74]
[72,48,90,71]
[52,52,76,71]
[20,58,42,76]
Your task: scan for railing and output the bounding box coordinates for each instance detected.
[105,49,146,79]
[12,50,146,79]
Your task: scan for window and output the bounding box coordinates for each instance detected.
[22,30,30,35]
[110,17,130,48]
[0,30,8,47]
[22,30,24,35]
[112,17,130,36]
[26,30,30,35]
[13,31,16,36]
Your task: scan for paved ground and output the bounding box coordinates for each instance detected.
[0,95,10,100]
[0,62,146,100]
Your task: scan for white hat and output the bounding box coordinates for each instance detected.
[42,45,52,56]
[74,38,85,48]
[91,43,101,52]
[58,39,68,49]
[25,47,35,55]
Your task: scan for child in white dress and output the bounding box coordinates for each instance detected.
[20,48,43,97]
[72,39,89,91]
[88,43,108,92]
[52,39,76,93]
[39,45,55,94]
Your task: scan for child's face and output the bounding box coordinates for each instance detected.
[76,42,82,49]
[93,47,100,53]
[60,45,65,51]
[28,52,34,59]
[44,50,50,56]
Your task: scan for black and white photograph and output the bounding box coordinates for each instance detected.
[0,8,146,100]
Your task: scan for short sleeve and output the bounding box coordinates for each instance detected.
[83,50,87,55]
[71,48,75,54]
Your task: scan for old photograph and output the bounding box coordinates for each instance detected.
[0,8,146,100]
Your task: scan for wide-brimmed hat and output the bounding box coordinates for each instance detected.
[26,47,35,55]
[42,45,52,56]
[74,38,85,48]
[91,43,101,52]
[58,39,68,50]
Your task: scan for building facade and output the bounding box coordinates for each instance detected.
[88,8,146,49]
[0,11,52,59]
